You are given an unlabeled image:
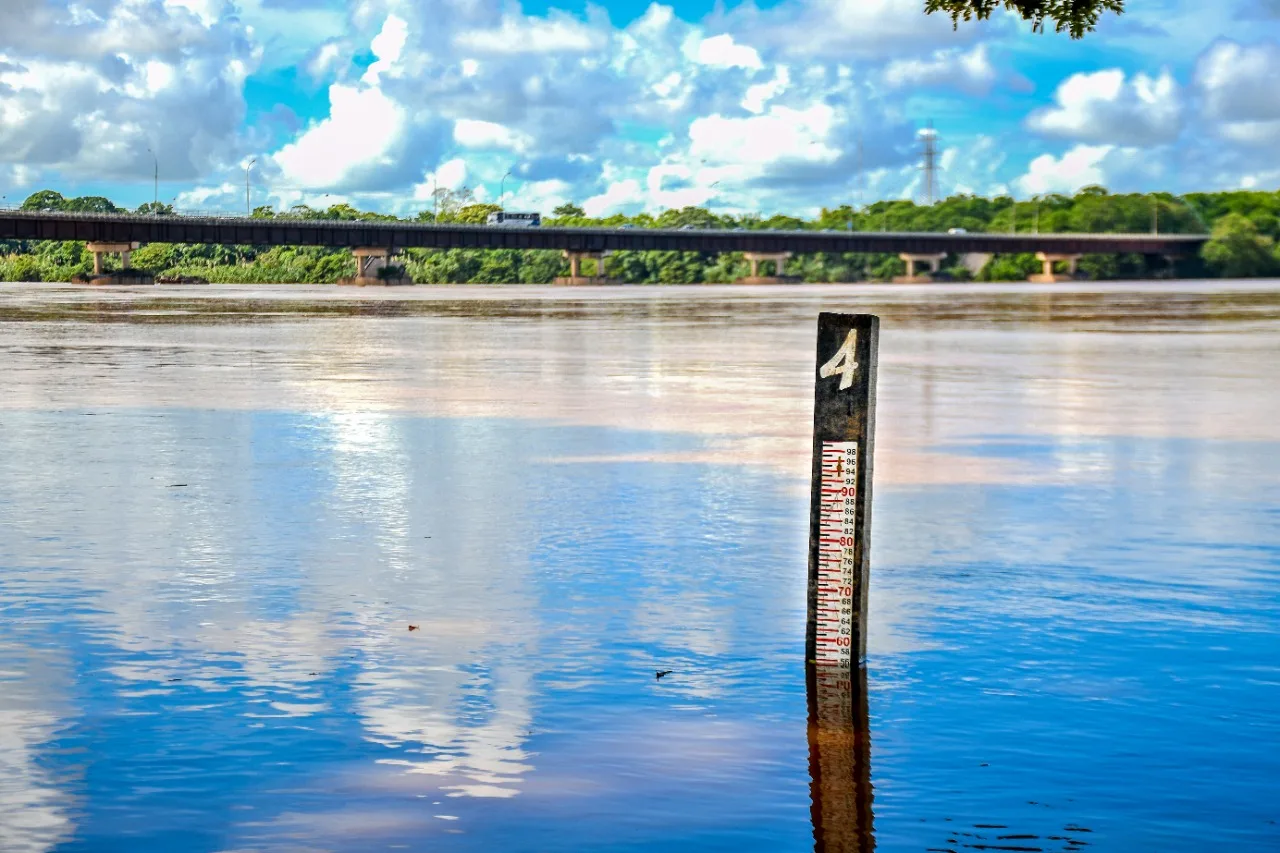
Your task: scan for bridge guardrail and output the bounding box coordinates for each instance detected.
[0,205,1211,237]
[0,208,1209,257]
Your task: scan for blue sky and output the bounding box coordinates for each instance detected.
[1,0,1279,216]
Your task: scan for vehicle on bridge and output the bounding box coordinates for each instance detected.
[487,211,541,227]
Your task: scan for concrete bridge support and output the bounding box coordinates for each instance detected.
[556,251,611,285]
[341,247,411,285]
[80,242,151,284]
[894,253,947,284]
[737,252,796,284]
[1030,252,1082,283]
[87,242,140,275]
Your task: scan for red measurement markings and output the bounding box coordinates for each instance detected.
[815,442,858,665]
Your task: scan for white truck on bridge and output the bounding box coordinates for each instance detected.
[487,212,541,227]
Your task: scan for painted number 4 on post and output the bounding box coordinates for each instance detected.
[818,330,858,390]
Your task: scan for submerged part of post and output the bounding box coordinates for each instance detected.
[807,662,874,853]
[807,313,879,668]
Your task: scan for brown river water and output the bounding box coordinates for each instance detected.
[0,280,1278,852]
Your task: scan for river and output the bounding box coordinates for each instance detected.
[1,281,1277,851]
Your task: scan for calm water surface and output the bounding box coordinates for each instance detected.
[1,282,1278,852]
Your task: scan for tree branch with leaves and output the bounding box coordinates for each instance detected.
[924,0,1124,38]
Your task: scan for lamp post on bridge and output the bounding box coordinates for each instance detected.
[500,169,513,213]
[245,158,256,217]
[146,147,158,210]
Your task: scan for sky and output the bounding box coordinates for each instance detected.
[0,0,1279,218]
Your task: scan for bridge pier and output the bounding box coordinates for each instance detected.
[737,251,797,284]
[339,247,411,286]
[80,242,151,284]
[556,251,612,285]
[1029,252,1082,283]
[894,253,947,283]
[87,242,140,274]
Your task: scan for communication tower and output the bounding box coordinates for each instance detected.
[919,121,938,206]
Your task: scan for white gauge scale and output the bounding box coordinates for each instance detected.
[814,440,858,667]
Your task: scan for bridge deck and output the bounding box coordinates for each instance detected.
[0,211,1207,256]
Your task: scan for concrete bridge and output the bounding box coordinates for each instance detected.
[0,210,1208,284]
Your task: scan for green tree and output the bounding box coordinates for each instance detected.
[519,250,565,284]
[130,243,180,272]
[429,187,476,221]
[136,201,174,216]
[925,0,1124,38]
[1201,213,1279,278]
[456,203,502,225]
[403,249,482,283]
[0,255,43,281]
[652,250,708,283]
[311,253,355,283]
[473,249,521,283]
[21,190,68,211]
[655,206,724,230]
[978,253,1042,281]
[63,196,121,213]
[605,250,657,283]
[34,241,86,266]
[322,203,363,221]
[553,203,585,217]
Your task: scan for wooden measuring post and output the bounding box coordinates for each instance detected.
[806,313,878,851]
[806,313,878,670]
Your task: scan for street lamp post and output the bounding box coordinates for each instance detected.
[500,169,513,212]
[1033,195,1041,234]
[1152,196,1160,234]
[146,147,158,210]
[245,158,256,216]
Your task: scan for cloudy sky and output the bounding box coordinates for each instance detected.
[0,0,1278,217]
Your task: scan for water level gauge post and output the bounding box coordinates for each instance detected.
[807,313,879,674]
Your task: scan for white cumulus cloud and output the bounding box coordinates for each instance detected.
[454,13,604,54]
[742,66,790,114]
[583,178,644,216]
[1016,144,1116,195]
[1027,68,1183,146]
[453,119,530,152]
[0,0,259,184]
[883,44,998,94]
[692,34,762,69]
[273,83,407,189]
[1195,39,1280,145]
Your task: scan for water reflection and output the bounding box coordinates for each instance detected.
[808,664,873,853]
[0,283,1277,850]
[0,644,75,853]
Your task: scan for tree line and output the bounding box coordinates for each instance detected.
[3,185,1280,283]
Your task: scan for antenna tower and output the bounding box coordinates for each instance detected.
[920,121,938,206]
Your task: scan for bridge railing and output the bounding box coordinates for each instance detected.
[0,206,1211,242]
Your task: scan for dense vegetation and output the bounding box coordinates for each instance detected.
[3,186,1280,284]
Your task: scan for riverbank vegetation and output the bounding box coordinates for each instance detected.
[3,186,1280,283]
